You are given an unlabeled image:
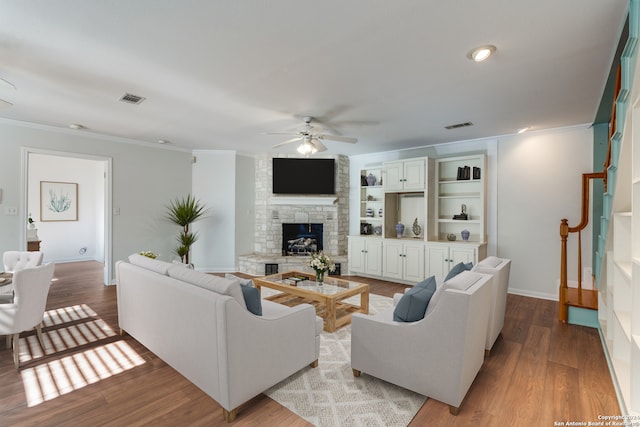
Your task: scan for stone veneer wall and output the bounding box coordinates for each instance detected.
[238,153,349,276]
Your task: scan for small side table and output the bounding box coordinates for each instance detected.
[27,240,41,251]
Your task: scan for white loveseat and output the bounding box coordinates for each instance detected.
[351,270,493,415]
[116,254,321,422]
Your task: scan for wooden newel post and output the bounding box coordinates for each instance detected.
[559,218,569,322]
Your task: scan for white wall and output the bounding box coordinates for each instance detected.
[234,154,255,262]
[191,150,254,272]
[0,119,193,281]
[498,126,593,299]
[349,125,593,300]
[28,153,104,263]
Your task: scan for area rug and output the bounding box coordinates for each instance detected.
[262,291,427,427]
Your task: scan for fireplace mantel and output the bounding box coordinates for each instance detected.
[270,196,338,206]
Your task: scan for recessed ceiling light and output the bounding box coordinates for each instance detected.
[517,127,530,134]
[69,124,84,130]
[467,45,497,62]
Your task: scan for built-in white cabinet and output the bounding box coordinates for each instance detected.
[349,154,487,285]
[359,166,384,235]
[382,240,425,282]
[348,236,383,276]
[382,158,426,191]
[599,74,640,415]
[433,154,486,243]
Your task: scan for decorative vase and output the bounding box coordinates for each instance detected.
[461,229,470,241]
[315,270,325,284]
[395,222,405,238]
[366,207,374,217]
[366,173,377,186]
[378,208,383,217]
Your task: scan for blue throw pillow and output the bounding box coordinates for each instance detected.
[444,261,473,282]
[393,276,436,322]
[240,283,262,316]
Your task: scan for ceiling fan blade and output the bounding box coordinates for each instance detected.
[271,136,302,148]
[316,134,358,144]
[312,139,327,152]
[263,132,300,136]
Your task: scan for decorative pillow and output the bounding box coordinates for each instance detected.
[226,274,262,315]
[128,253,172,275]
[393,276,436,322]
[167,266,247,309]
[444,261,473,281]
[240,284,262,316]
[478,256,503,268]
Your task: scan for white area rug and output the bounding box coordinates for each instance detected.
[262,291,426,427]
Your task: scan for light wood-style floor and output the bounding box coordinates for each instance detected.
[0,261,620,426]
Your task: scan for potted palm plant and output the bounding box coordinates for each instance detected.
[165,194,207,265]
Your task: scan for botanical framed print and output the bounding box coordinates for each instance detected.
[40,181,78,221]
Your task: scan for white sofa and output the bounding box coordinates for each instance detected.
[471,256,511,354]
[351,270,493,415]
[116,254,322,422]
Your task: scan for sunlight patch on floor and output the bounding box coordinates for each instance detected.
[18,304,146,407]
[21,341,145,406]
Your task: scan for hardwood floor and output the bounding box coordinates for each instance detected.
[0,261,620,426]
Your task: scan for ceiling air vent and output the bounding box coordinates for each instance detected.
[119,93,146,105]
[445,121,473,130]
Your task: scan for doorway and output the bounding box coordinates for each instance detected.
[21,148,113,285]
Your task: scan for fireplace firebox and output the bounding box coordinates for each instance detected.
[282,223,323,256]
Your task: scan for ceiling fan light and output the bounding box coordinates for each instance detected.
[467,45,496,62]
[297,141,317,155]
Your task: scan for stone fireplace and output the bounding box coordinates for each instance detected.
[238,154,349,276]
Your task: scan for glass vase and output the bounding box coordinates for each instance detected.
[315,270,325,284]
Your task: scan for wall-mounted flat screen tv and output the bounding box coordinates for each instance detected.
[272,158,335,195]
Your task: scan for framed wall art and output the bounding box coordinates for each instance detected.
[40,181,78,221]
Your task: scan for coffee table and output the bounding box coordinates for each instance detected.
[254,271,369,332]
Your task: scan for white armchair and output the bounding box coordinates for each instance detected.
[351,271,493,415]
[1,251,44,298]
[3,251,44,273]
[471,256,511,354]
[0,263,55,368]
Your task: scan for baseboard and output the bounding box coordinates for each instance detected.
[507,287,557,301]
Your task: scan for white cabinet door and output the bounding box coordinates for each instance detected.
[403,241,425,282]
[364,239,383,276]
[383,159,426,191]
[403,159,426,190]
[426,245,449,279]
[382,240,403,280]
[382,161,404,191]
[348,237,366,273]
[450,246,476,266]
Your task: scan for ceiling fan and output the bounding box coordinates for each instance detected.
[267,116,358,155]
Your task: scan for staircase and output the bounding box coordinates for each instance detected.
[558,61,623,326]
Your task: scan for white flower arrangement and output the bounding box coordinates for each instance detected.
[309,252,336,274]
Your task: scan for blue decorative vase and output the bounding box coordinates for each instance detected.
[395,222,405,238]
[461,229,470,241]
